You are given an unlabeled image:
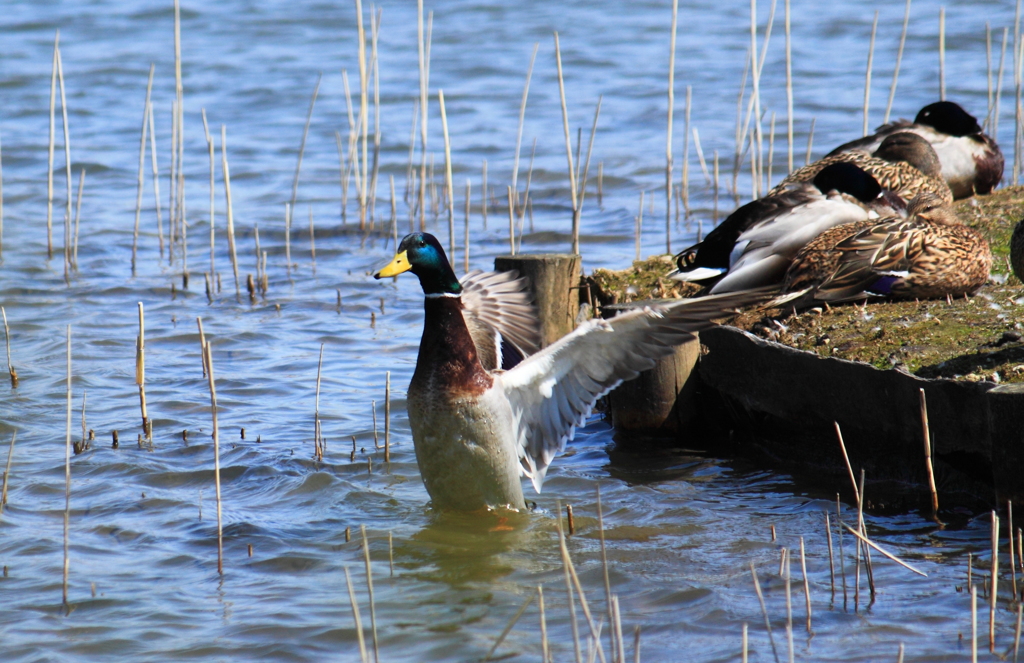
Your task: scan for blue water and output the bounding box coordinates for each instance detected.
[0,0,1017,660]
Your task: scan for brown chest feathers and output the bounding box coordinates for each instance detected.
[410,296,494,399]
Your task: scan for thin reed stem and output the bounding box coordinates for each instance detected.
[993,511,1000,653]
[0,432,15,516]
[438,90,455,258]
[666,0,679,253]
[939,7,946,101]
[47,31,58,260]
[56,44,72,284]
[136,303,149,436]
[863,12,878,136]
[513,44,539,213]
[554,32,580,255]
[361,525,379,663]
[220,126,240,299]
[200,328,224,575]
[345,567,369,663]
[63,325,71,613]
[148,102,164,258]
[289,73,321,258]
[784,0,793,171]
[750,563,781,663]
[884,0,912,124]
[133,65,155,276]
[201,109,215,276]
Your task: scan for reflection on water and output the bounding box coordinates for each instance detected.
[0,0,1017,660]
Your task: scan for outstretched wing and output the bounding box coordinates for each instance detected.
[499,289,771,492]
[460,270,541,370]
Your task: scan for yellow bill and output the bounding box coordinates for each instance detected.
[374,250,412,279]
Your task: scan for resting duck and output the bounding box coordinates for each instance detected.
[771,132,953,204]
[672,162,905,293]
[782,193,992,304]
[827,101,1004,199]
[1011,220,1024,284]
[375,232,768,511]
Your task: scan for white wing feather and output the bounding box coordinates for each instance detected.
[498,289,770,493]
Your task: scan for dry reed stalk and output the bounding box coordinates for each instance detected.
[988,25,995,130]
[1014,603,1022,661]
[997,29,1009,142]
[136,303,149,436]
[438,90,456,258]
[201,110,215,276]
[384,371,391,461]
[512,44,539,214]
[253,225,262,288]
[713,151,720,225]
[785,554,794,663]
[56,44,72,284]
[507,186,515,254]
[863,12,878,135]
[939,8,946,101]
[463,180,470,272]
[388,532,394,576]
[732,56,749,205]
[918,389,940,519]
[289,73,321,255]
[197,318,207,377]
[148,102,164,258]
[360,525,380,663]
[553,33,581,255]
[840,524,927,576]
[805,118,815,165]
[485,593,536,662]
[826,512,835,597]
[354,0,369,228]
[369,8,382,221]
[576,99,602,238]
[133,65,155,275]
[784,0,793,171]
[481,160,488,229]
[169,100,178,261]
[858,470,875,598]
[78,391,86,453]
[635,191,644,262]
[766,114,775,191]
[742,622,748,663]
[63,325,71,613]
[597,486,615,660]
[561,518,583,663]
[539,585,549,662]
[417,2,432,230]
[884,0,912,124]
[779,547,787,577]
[2,307,16,387]
[559,523,607,663]
[72,168,84,269]
[973,584,979,663]
[173,0,183,246]
[1016,7,1022,186]
[597,161,603,207]
[1012,501,1019,600]
[837,496,848,604]
[800,537,811,634]
[371,401,378,449]
[405,100,418,205]
[0,432,15,515]
[683,85,691,217]
[47,32,58,260]
[314,344,324,461]
[200,331,224,575]
[666,0,679,249]
[390,175,398,248]
[345,567,369,663]
[220,126,240,299]
[993,511,1000,653]
[833,422,860,504]
[750,563,781,663]
[612,596,626,663]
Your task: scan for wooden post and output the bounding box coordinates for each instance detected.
[493,254,581,348]
[603,300,702,433]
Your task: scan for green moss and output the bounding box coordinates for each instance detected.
[588,187,1024,384]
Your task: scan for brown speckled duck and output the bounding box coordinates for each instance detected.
[828,101,1004,199]
[374,232,769,511]
[770,132,953,205]
[782,193,992,304]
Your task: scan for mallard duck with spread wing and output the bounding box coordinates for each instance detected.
[827,101,1003,199]
[783,193,992,304]
[375,233,768,511]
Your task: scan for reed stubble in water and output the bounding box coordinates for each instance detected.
[314,344,324,463]
[919,389,940,520]
[665,0,678,253]
[384,371,391,462]
[750,562,780,663]
[220,126,240,299]
[345,566,369,663]
[198,323,224,575]
[132,65,155,275]
[63,325,71,614]
[136,303,149,437]
[0,432,15,516]
[361,525,380,663]
[2,307,16,387]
